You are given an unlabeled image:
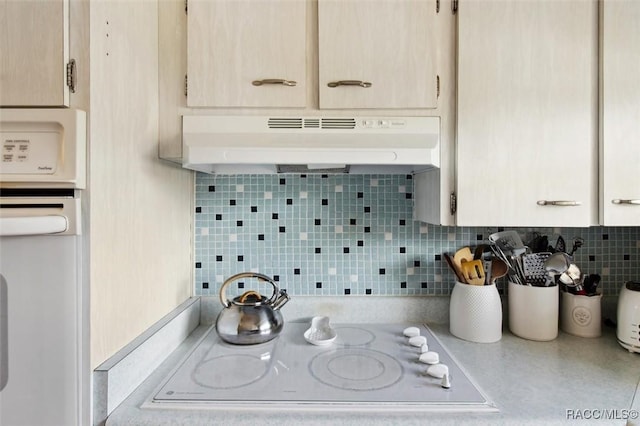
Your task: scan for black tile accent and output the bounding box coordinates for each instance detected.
[315,247,322,254]
[379,268,386,275]
[476,234,484,241]
[364,206,371,213]
[350,218,357,225]
[589,255,596,261]
[405,193,412,199]
[251,206,258,213]
[258,234,265,241]
[238,282,245,289]
[195,262,201,268]
[603,234,609,240]
[208,185,215,192]
[322,199,329,206]
[414,260,421,267]
[357,240,364,247]
[301,174,307,178]
[344,289,351,295]
[272,213,279,220]
[202,282,209,289]
[216,255,223,261]
[280,178,286,185]
[287,198,293,205]
[434,254,442,261]
[406,174,413,180]
[421,282,428,289]
[624,254,630,261]
[229,199,236,206]
[237,220,243,227]
[364,226,371,233]
[294,268,301,275]
[279,226,286,233]
[216,214,222,220]
[343,247,350,254]
[498,227,505,232]
[400,247,406,253]
[316,282,322,289]
[273,275,280,281]
[321,174,329,178]
[237,255,244,262]
[315,219,321,225]
[400,282,407,289]
[195,207,202,213]
[399,219,406,226]
[357,192,364,198]
[365,289,372,295]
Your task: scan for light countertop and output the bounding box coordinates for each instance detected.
[105,321,640,426]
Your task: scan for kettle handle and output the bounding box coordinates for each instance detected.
[219,272,279,308]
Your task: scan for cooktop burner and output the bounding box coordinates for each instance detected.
[144,323,497,413]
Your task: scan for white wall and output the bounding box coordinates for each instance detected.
[88,0,193,368]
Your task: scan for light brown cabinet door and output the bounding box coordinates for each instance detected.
[318,0,438,109]
[187,0,306,108]
[456,0,598,227]
[0,0,69,106]
[601,0,640,225]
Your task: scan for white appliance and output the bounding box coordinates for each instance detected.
[181,115,440,174]
[617,281,640,353]
[143,323,497,413]
[0,109,87,425]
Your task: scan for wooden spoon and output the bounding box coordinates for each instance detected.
[490,258,509,284]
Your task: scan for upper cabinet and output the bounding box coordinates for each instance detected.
[318,0,438,109]
[186,0,439,110]
[0,0,72,107]
[455,0,598,227]
[600,0,640,226]
[187,0,307,108]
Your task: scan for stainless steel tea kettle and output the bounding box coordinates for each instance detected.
[216,272,290,344]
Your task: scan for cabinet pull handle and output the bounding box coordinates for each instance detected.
[327,80,372,88]
[536,200,582,207]
[612,199,640,205]
[252,79,297,87]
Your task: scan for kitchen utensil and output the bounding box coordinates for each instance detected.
[444,253,466,283]
[555,235,567,253]
[452,247,474,282]
[617,281,640,353]
[568,237,584,256]
[490,258,509,284]
[461,259,485,285]
[489,230,525,254]
[304,316,337,346]
[522,252,551,285]
[544,251,571,286]
[216,272,290,345]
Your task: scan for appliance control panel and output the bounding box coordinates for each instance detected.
[0,109,86,188]
[360,118,407,129]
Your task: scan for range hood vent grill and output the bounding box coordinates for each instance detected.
[267,117,356,130]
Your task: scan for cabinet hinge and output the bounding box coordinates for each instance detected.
[436,75,440,98]
[66,59,76,93]
[184,0,188,14]
[450,192,457,215]
[436,0,440,13]
[184,74,188,96]
[452,0,458,14]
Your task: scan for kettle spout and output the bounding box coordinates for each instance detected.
[272,289,290,310]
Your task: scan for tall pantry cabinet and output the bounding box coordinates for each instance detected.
[1,1,193,424]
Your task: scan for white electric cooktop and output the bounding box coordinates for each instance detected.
[144,323,497,413]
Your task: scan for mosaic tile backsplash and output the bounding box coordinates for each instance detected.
[194,173,640,299]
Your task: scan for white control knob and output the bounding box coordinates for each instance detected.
[441,373,451,389]
[419,343,429,353]
[425,363,449,379]
[403,327,421,338]
[408,335,427,347]
[418,351,439,365]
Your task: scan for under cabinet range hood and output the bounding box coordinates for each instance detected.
[181,116,440,174]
